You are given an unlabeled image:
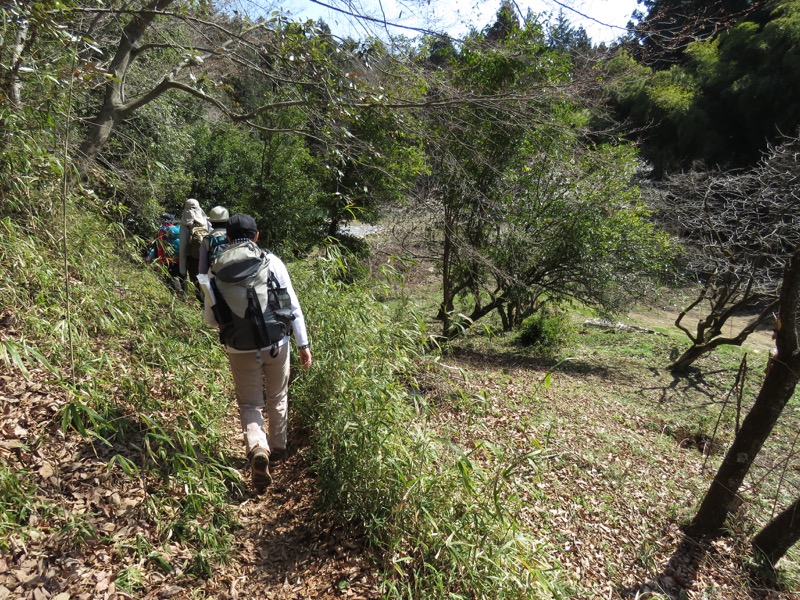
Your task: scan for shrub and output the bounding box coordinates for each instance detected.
[516,309,573,358]
[290,248,561,598]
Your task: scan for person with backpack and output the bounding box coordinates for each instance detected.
[145,213,182,292]
[200,214,312,491]
[179,198,210,293]
[198,205,229,276]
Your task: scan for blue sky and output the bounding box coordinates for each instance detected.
[276,0,641,44]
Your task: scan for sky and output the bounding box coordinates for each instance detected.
[275,0,642,45]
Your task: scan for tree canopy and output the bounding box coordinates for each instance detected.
[608,0,800,176]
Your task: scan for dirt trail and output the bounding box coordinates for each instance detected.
[0,371,380,600]
[0,304,782,599]
[198,418,381,600]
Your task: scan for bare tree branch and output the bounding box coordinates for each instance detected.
[653,133,800,371]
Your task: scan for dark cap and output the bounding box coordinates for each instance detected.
[227,213,258,240]
[161,213,177,223]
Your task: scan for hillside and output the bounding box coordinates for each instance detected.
[1,219,799,599]
[0,367,380,599]
[430,318,791,598]
[4,0,800,595]
[3,309,798,597]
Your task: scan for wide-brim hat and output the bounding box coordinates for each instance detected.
[208,206,229,225]
[181,198,208,227]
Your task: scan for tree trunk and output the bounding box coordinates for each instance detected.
[9,11,30,107]
[686,362,799,535]
[669,344,707,372]
[76,0,175,171]
[440,203,454,336]
[752,496,800,567]
[669,300,777,372]
[686,249,800,537]
[78,100,126,168]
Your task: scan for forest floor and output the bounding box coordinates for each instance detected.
[431,314,792,600]
[3,294,799,599]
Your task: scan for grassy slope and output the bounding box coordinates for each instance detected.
[0,209,245,592]
[1,211,561,599]
[2,208,800,599]
[430,313,800,597]
[0,209,391,597]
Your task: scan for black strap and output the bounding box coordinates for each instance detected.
[210,279,232,345]
[267,270,280,290]
[246,285,269,349]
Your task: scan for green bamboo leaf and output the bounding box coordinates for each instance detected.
[3,341,30,378]
[109,454,139,476]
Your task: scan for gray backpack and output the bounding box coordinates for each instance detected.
[210,241,294,351]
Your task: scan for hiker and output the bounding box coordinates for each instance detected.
[145,213,182,292]
[198,205,229,276]
[200,214,312,490]
[179,198,210,293]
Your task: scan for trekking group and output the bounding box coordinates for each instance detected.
[145,199,313,492]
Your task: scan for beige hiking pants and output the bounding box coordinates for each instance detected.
[226,343,290,456]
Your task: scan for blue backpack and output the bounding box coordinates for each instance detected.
[207,232,229,266]
[155,224,180,263]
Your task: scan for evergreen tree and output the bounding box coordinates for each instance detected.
[607,0,800,175]
[413,6,672,337]
[547,11,590,53]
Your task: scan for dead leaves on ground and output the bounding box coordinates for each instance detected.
[2,318,797,599]
[433,350,796,599]
[0,364,380,600]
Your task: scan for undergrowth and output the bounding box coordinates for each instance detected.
[7,190,797,597]
[291,248,564,598]
[0,198,563,597]
[0,200,238,579]
[431,303,800,593]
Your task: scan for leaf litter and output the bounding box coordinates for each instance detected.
[1,307,799,599]
[0,365,380,600]
[428,313,799,599]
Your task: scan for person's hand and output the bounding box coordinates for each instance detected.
[299,347,312,369]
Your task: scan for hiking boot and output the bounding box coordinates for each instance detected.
[250,447,271,491]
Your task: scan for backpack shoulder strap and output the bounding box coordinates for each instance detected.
[209,278,232,344]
